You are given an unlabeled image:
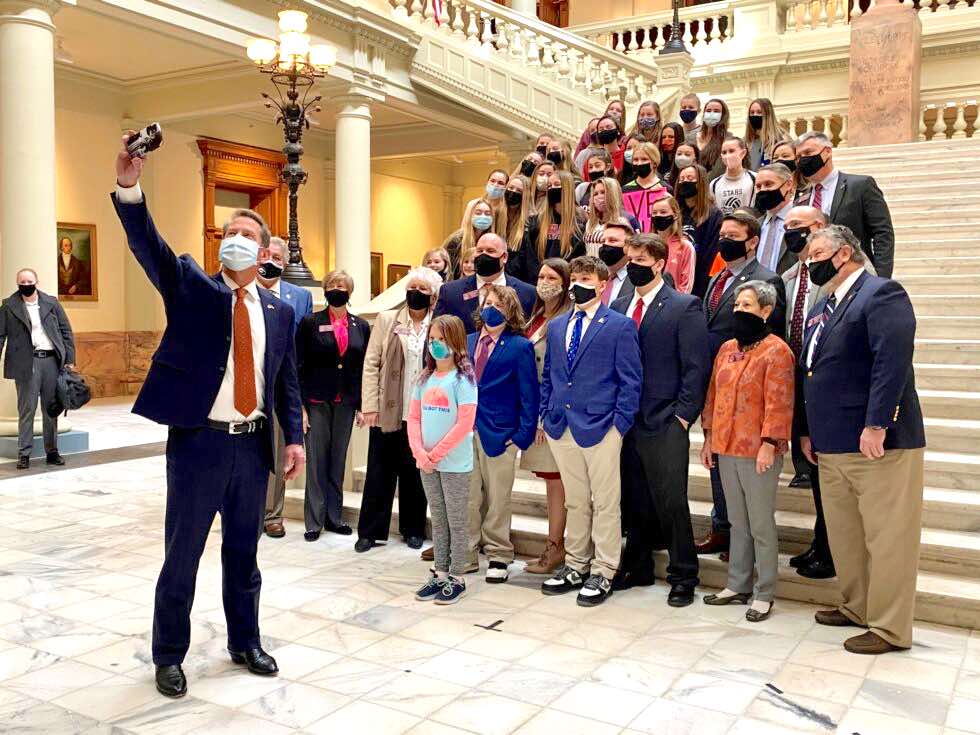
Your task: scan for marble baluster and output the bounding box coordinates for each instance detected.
[918,107,929,141]
[931,105,947,139]
[695,18,708,45]
[951,102,968,138]
[393,0,409,18]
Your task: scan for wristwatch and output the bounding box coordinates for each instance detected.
[867,425,885,431]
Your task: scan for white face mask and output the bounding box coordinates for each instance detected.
[703,111,723,127]
[536,175,549,192]
[674,154,694,169]
[219,233,259,272]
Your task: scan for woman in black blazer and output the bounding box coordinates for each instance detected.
[297,270,371,541]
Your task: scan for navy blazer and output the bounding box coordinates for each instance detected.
[799,271,924,454]
[702,256,786,359]
[539,303,642,447]
[611,284,711,435]
[277,279,313,327]
[434,275,537,333]
[467,328,539,457]
[111,195,303,462]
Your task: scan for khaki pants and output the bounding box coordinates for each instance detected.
[264,414,286,524]
[547,427,622,580]
[468,434,518,565]
[819,448,924,648]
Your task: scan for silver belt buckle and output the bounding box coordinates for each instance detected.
[229,421,248,435]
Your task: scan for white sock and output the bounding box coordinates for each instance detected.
[751,599,772,614]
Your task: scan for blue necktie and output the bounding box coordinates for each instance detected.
[811,294,837,358]
[567,310,586,371]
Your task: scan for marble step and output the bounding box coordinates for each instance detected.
[887,212,980,227]
[892,222,978,237]
[909,295,980,316]
[922,417,980,454]
[871,170,980,188]
[913,316,980,340]
[897,244,980,260]
[918,389,980,421]
[281,488,980,630]
[901,275,980,296]
[831,138,980,160]
[867,181,980,198]
[914,363,980,391]
[893,258,980,277]
[883,192,980,207]
[914,339,980,365]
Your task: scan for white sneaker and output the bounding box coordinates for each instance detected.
[486,561,509,584]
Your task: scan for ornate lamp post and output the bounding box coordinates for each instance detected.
[246,10,336,282]
[660,0,688,54]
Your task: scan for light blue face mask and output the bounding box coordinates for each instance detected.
[473,214,494,232]
[429,338,452,360]
[485,183,505,200]
[624,150,634,164]
[219,233,258,272]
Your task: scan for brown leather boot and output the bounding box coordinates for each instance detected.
[525,540,565,575]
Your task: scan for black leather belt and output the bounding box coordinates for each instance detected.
[33,350,54,358]
[206,418,267,435]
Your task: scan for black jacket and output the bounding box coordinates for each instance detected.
[512,214,587,285]
[702,257,786,359]
[296,310,371,408]
[0,290,75,382]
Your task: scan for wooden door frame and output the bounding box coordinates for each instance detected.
[197,138,288,273]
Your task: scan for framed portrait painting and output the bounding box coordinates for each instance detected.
[386,263,411,287]
[370,252,383,298]
[57,223,98,301]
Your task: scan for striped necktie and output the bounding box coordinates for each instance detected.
[567,311,586,370]
[811,293,837,359]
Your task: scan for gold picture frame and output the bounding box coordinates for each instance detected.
[57,222,98,302]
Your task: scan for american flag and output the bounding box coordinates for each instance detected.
[433,0,443,24]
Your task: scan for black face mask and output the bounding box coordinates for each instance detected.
[257,260,283,279]
[474,253,502,278]
[547,187,563,206]
[597,128,618,145]
[546,151,564,165]
[626,262,656,288]
[536,145,548,156]
[520,160,536,177]
[652,214,675,232]
[17,284,36,298]
[676,181,698,199]
[808,255,840,286]
[798,152,826,178]
[504,190,523,208]
[754,187,786,213]
[776,158,797,173]
[633,163,652,179]
[326,289,350,307]
[733,310,768,349]
[718,237,748,262]
[588,169,605,182]
[589,132,599,145]
[570,283,598,304]
[749,114,764,131]
[405,288,431,311]
[679,109,698,124]
[784,226,810,254]
[598,245,625,267]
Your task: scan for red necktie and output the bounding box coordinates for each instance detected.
[474,334,493,381]
[632,299,644,328]
[233,288,257,417]
[812,182,824,210]
[601,278,615,305]
[789,262,809,357]
[708,269,732,314]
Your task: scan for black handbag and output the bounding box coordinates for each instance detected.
[47,368,91,417]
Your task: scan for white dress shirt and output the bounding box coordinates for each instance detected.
[61,253,72,269]
[809,168,840,217]
[25,301,54,351]
[758,200,794,272]
[625,279,665,324]
[806,266,862,368]
[402,312,431,421]
[476,271,507,306]
[608,267,629,303]
[265,279,282,299]
[565,298,602,350]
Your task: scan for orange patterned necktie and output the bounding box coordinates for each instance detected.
[234,287,257,417]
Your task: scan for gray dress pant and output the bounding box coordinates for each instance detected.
[265,415,286,524]
[15,355,59,458]
[717,454,783,603]
[303,401,355,532]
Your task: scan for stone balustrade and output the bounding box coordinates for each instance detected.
[781,0,974,31]
[920,99,979,140]
[778,111,849,146]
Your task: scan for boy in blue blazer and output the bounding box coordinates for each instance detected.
[466,285,539,583]
[539,256,642,606]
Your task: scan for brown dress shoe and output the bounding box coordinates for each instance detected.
[264,521,285,538]
[844,631,905,655]
[420,546,434,562]
[815,609,866,627]
[525,540,565,575]
[695,531,730,555]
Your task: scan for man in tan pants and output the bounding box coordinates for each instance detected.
[798,227,925,654]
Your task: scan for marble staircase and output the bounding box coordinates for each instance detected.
[285,137,980,629]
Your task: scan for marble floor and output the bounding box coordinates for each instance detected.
[1,406,979,733]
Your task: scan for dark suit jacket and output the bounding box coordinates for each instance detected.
[798,271,924,454]
[795,171,895,278]
[611,285,711,435]
[434,274,537,333]
[296,310,370,409]
[0,290,75,381]
[111,194,303,463]
[467,328,539,456]
[58,255,90,295]
[702,257,787,358]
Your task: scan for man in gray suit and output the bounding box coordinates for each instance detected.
[0,269,76,469]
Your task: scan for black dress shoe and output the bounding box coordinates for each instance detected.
[797,558,836,579]
[354,537,377,553]
[611,566,655,592]
[788,473,811,489]
[155,664,187,698]
[45,452,65,466]
[229,647,278,676]
[304,530,321,542]
[325,522,353,536]
[15,456,29,470]
[405,535,423,550]
[667,584,696,607]
[789,547,815,569]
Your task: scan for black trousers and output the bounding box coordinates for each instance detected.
[621,422,699,587]
[792,432,832,563]
[357,423,428,541]
[153,426,269,665]
[304,401,355,531]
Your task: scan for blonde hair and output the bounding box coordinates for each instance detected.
[629,100,663,143]
[537,170,581,260]
[587,177,628,231]
[652,195,684,240]
[633,140,662,170]
[505,176,533,252]
[745,98,789,161]
[322,269,354,292]
[460,198,495,255]
[547,139,574,173]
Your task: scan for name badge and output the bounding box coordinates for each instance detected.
[463,289,479,301]
[319,324,334,333]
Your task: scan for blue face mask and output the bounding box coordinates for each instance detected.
[481,305,506,328]
[485,183,505,200]
[624,150,634,164]
[473,214,494,232]
[429,338,452,360]
[219,233,258,272]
